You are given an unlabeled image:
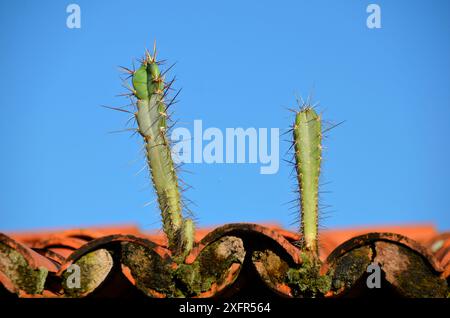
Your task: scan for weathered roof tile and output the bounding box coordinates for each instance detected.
[1,224,448,298]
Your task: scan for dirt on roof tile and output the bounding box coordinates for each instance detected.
[1,223,448,298]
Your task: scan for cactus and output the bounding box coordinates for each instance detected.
[293,105,322,256]
[130,46,194,258]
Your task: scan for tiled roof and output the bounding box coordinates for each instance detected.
[1,223,448,298]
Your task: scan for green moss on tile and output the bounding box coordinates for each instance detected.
[174,236,245,296]
[121,242,178,297]
[0,242,48,294]
[252,249,290,287]
[331,245,372,292]
[62,248,113,297]
[286,252,332,297]
[252,249,332,297]
[374,242,448,298]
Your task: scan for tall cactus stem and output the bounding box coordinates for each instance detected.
[131,47,191,257]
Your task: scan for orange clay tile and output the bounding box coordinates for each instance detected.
[1,223,448,298]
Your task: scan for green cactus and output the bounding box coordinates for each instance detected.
[293,105,322,256]
[130,47,194,258]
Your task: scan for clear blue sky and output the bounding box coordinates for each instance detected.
[1,0,449,232]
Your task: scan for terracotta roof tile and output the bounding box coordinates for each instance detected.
[1,223,448,298]
[426,233,450,280]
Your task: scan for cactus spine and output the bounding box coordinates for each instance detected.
[293,106,322,256]
[131,48,193,257]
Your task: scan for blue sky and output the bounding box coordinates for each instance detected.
[0,0,449,233]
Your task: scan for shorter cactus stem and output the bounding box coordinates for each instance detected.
[293,106,322,257]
